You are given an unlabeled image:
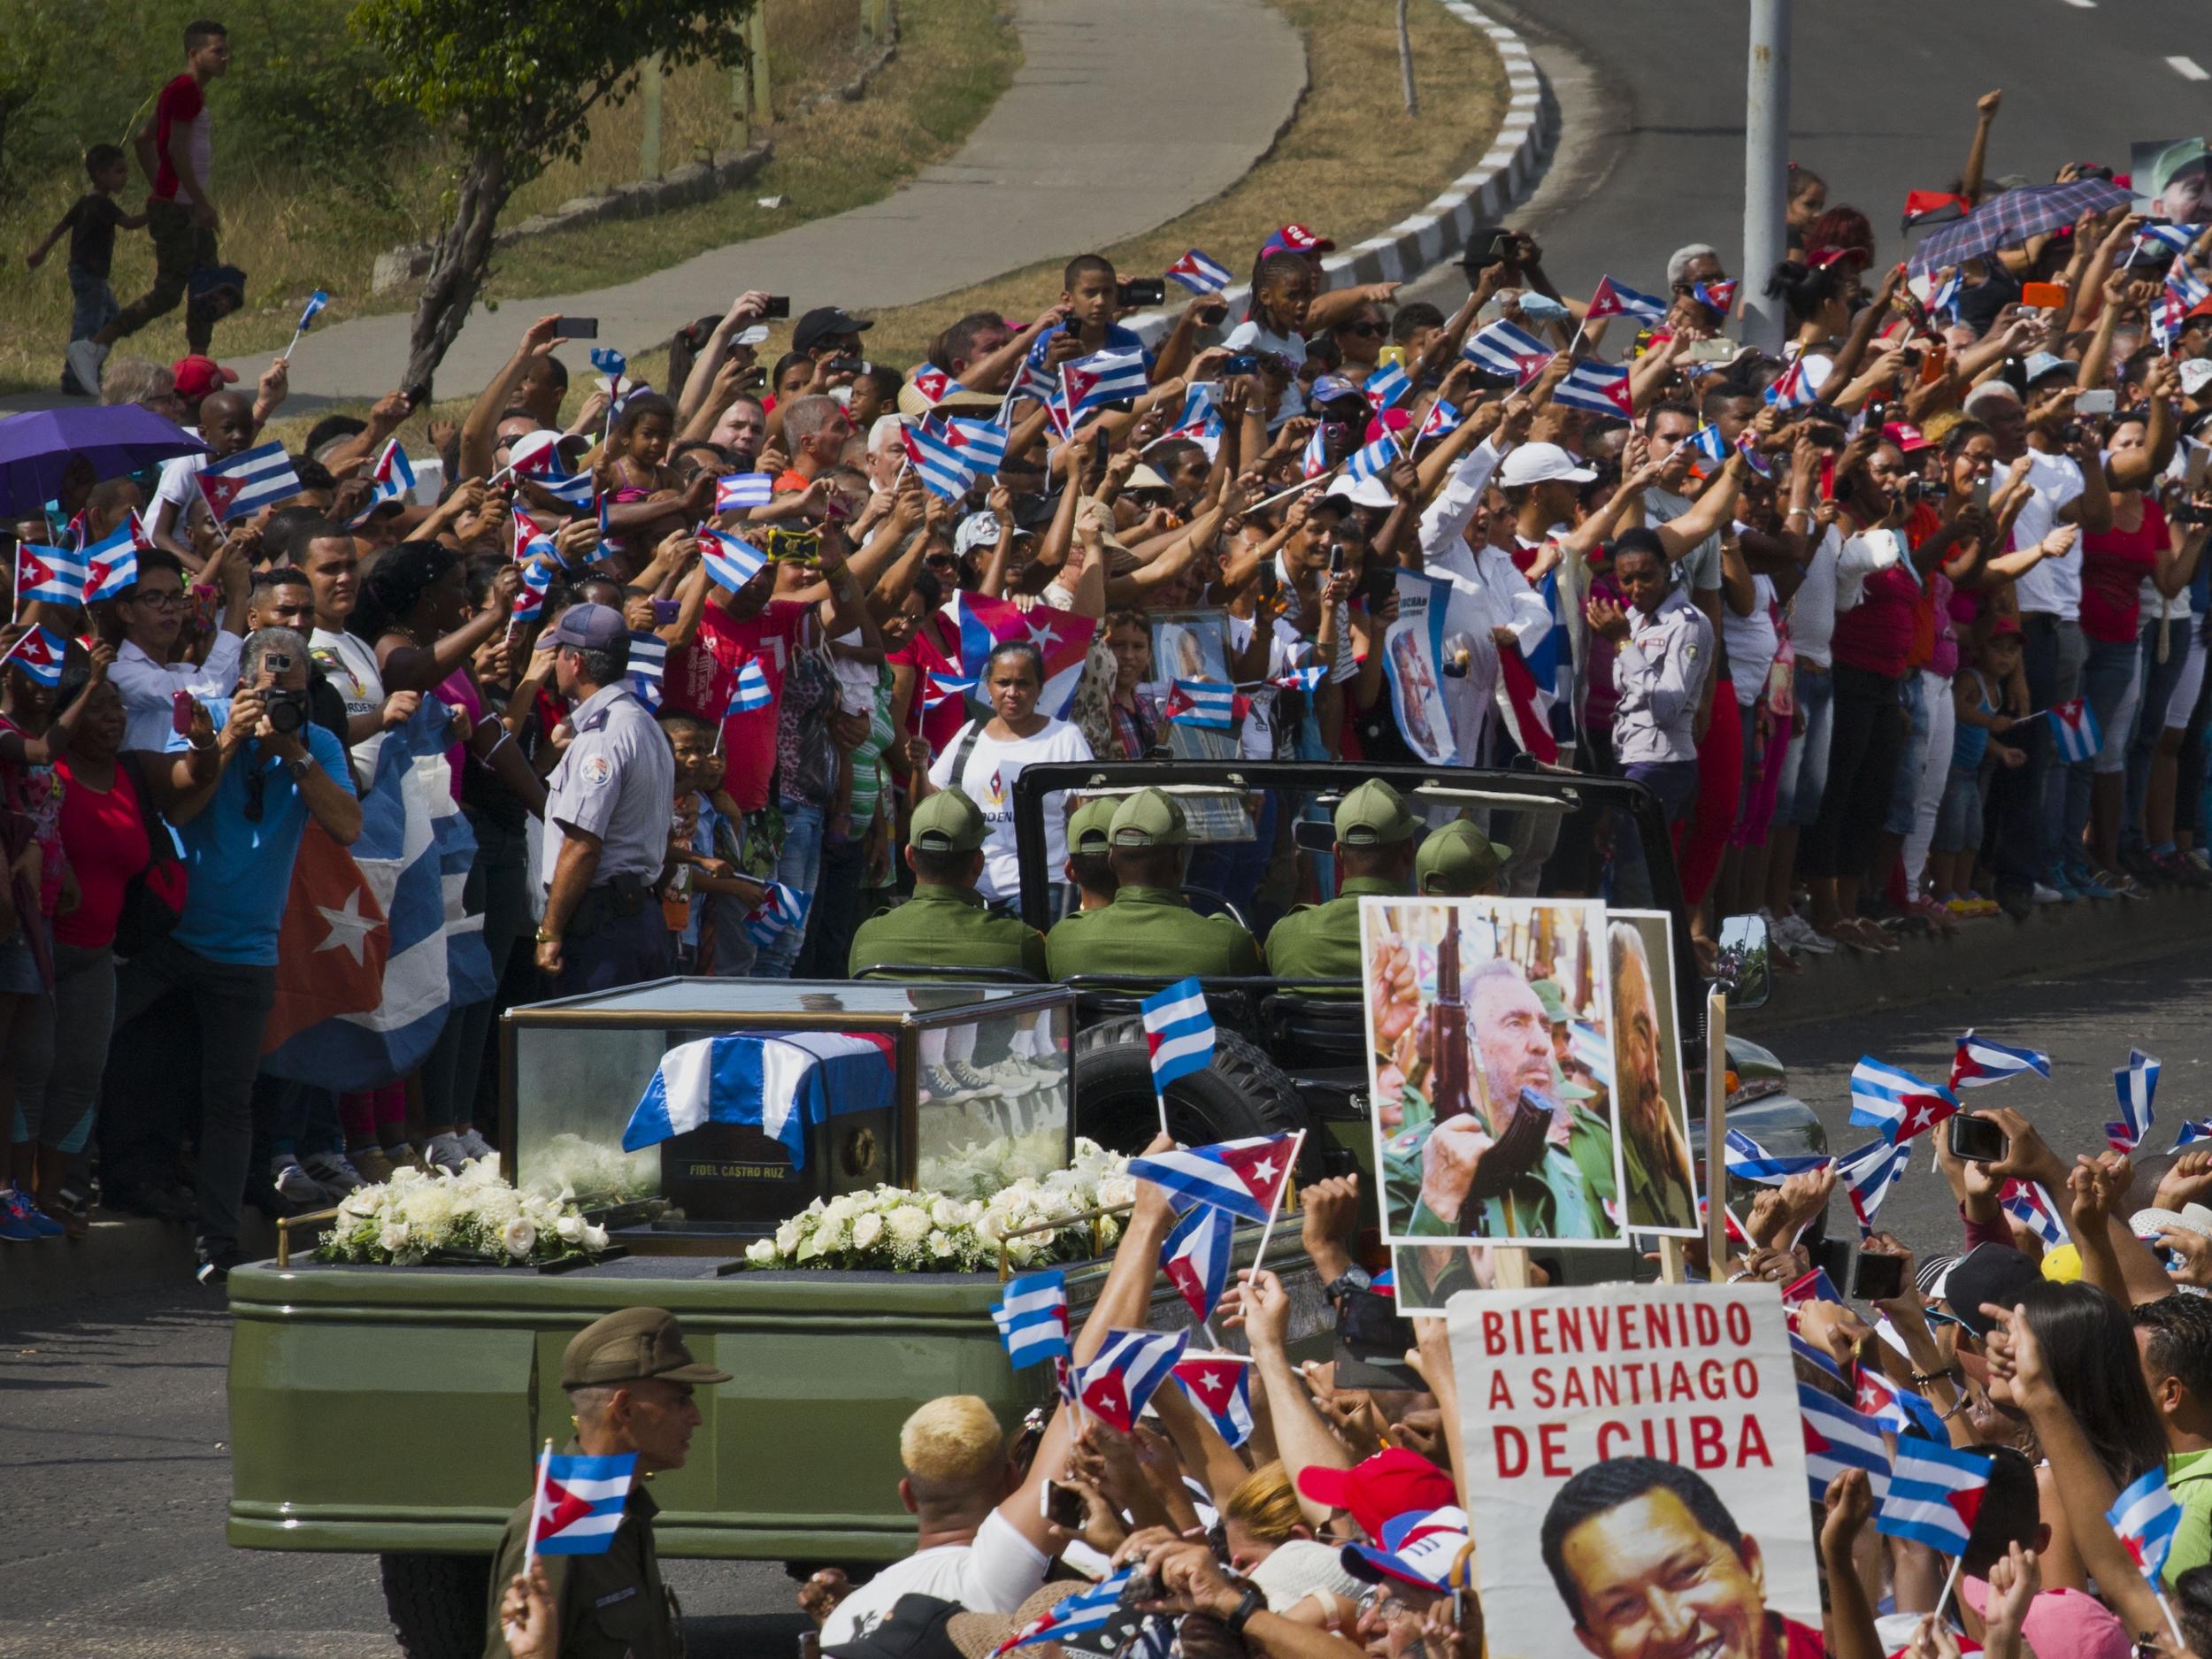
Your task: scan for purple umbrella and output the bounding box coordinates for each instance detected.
[1908,178,2131,273]
[0,403,208,519]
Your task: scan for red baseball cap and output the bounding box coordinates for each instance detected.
[1263,224,1336,257]
[1295,1447,1456,1540]
[173,355,239,403]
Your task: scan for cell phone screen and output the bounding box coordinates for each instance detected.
[763,296,792,320]
[1851,1251,1905,1302]
[1947,1111,2008,1164]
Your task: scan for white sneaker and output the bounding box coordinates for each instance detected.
[302,1149,366,1195]
[272,1158,326,1208]
[65,339,107,396]
[424,1132,470,1174]
[2031,881,2065,904]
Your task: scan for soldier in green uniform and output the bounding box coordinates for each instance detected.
[1045,789,1263,979]
[848,787,1047,979]
[1413,819,1510,896]
[1063,796,1120,912]
[1263,780,1420,983]
[482,1307,730,1659]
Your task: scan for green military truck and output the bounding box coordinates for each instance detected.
[223,758,1824,1659]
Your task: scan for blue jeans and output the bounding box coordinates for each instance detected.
[754,800,824,979]
[1883,668,1928,836]
[2067,635,2140,861]
[1777,664,1834,828]
[67,265,118,342]
[1624,758,1701,823]
[2125,618,2191,849]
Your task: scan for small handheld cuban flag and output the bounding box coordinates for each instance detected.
[923,672,978,710]
[2170,261,2212,311]
[699,526,769,593]
[727,660,772,715]
[281,288,329,359]
[1161,1201,1234,1323]
[715,473,774,514]
[1837,1137,1909,1235]
[1129,1134,1295,1225]
[902,422,976,502]
[511,557,557,629]
[1876,1436,1990,1555]
[742,882,811,950]
[2000,1179,2066,1249]
[1567,1020,1613,1090]
[2177,1120,2212,1150]
[1300,422,1331,480]
[1585,275,1671,325]
[995,1569,1136,1654]
[1172,1353,1256,1448]
[1140,977,1215,1094]
[2109,1049,2161,1153]
[1848,1056,1958,1146]
[1060,349,1148,420]
[196,442,303,523]
[1692,277,1739,314]
[1764,357,1817,410]
[1167,249,1233,294]
[1271,663,1327,693]
[513,506,556,565]
[1799,1383,1893,1504]
[526,1448,637,1560]
[1415,397,1461,442]
[81,515,146,603]
[1343,432,1402,486]
[1164,680,1239,731]
[2108,1464,2184,1585]
[15,543,86,606]
[1927,269,1962,320]
[1552,359,1633,416]
[349,441,419,526]
[988,1269,1070,1368]
[1074,1327,1187,1433]
[1463,319,1554,384]
[1,626,67,687]
[2048,697,2103,764]
[945,417,1010,478]
[1169,381,1221,442]
[1363,361,1414,410]
[1686,423,1730,466]
[1950,1030,2051,1091]
[625,632,667,710]
[1722,1128,1832,1186]
[589,345,627,384]
[906,367,964,409]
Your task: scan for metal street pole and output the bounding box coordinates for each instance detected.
[1740,0,1791,353]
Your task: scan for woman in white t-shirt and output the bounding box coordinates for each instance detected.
[916,641,1092,911]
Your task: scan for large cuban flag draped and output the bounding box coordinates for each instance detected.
[622,1031,895,1164]
[261,703,494,1088]
[942,592,1098,718]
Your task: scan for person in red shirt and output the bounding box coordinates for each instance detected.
[71,19,232,394]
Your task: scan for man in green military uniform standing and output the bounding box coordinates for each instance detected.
[849,787,1047,979]
[1046,789,1262,979]
[482,1306,730,1659]
[1413,818,1509,896]
[1263,780,1420,982]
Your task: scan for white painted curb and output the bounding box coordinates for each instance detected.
[1125,0,1555,346]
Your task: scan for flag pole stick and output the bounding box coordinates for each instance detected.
[1249,1129,1306,1277]
[2156,1587,2187,1652]
[523,1438,551,1578]
[1936,1552,1964,1620]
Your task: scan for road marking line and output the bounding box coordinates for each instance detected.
[2059,0,2093,8]
[2170,55,2210,81]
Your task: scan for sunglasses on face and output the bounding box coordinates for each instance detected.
[1340,321,1386,338]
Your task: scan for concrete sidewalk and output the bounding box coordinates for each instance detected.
[222,0,1306,408]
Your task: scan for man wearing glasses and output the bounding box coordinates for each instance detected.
[107,545,250,751]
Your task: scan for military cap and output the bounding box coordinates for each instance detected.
[1334,779,1417,847]
[1110,787,1189,849]
[560,1306,732,1388]
[911,787,987,855]
[1067,796,1120,856]
[1414,820,1510,895]
[1531,978,1572,1025]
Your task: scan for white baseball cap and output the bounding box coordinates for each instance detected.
[1324,472,1397,510]
[1497,442,1597,488]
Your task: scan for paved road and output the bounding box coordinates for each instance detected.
[7,938,2208,1659]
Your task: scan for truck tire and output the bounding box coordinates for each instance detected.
[1074,1018,1308,1154]
[380,1551,490,1659]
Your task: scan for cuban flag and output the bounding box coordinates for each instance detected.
[907,367,964,409]
[1686,424,1730,467]
[2177,1120,2212,1150]
[1271,664,1326,693]
[589,345,627,384]
[1300,423,1331,480]
[1161,1201,1234,1322]
[741,881,812,952]
[1586,276,1671,324]
[1855,1365,1909,1433]
[1172,1353,1256,1448]
[990,1269,1071,1369]
[1463,319,1554,385]
[349,441,419,527]
[293,288,329,335]
[2109,1049,2161,1152]
[1139,977,1217,1093]
[1344,433,1402,485]
[1364,362,1414,410]
[1567,1021,1613,1089]
[715,473,773,514]
[15,543,86,606]
[1130,1134,1295,1225]
[512,506,552,563]
[620,1028,889,1161]
[902,422,976,502]
[700,526,769,593]
[529,1451,637,1556]
[1800,1384,1893,1503]
[1691,278,1739,314]
[196,441,303,523]
[727,660,773,715]
[2049,697,2103,764]
[1,625,67,686]
[2141,223,2205,257]
[2170,262,2212,311]
[1848,1056,1958,1146]
[1764,358,1817,411]
[1005,357,1068,435]
[996,1569,1136,1653]
[1164,680,1239,731]
[923,672,977,710]
[2108,1465,2184,1585]
[626,631,667,710]
[1926,270,1962,320]
[1494,630,1560,765]
[2154,286,2188,353]
[1415,397,1461,442]
[1877,1436,1990,1555]
[1168,382,1221,442]
[1167,249,1233,294]
[1553,359,1633,417]
[2000,1179,2066,1249]
[1951,1030,2051,1090]
[1722,1128,1832,1186]
[81,515,146,603]
[943,591,1097,718]
[1837,1137,1909,1235]
[1061,349,1148,420]
[1075,1327,1187,1433]
[511,557,557,629]
[945,417,1010,478]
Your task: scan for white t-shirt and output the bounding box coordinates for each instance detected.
[154,436,210,535]
[1223,319,1309,425]
[927,718,1093,901]
[1722,572,1779,707]
[818,1509,1048,1647]
[1788,526,1845,668]
[2008,449,2086,619]
[310,626,388,775]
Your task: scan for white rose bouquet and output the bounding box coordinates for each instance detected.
[315,1157,612,1267]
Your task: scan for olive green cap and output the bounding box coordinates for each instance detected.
[1110,787,1189,849]
[1414,820,1511,895]
[560,1306,732,1388]
[1531,978,1572,1025]
[1067,796,1120,856]
[1334,779,1417,847]
[911,787,987,854]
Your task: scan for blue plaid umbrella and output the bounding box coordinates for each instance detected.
[1909,178,2131,273]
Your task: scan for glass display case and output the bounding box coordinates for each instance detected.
[501,979,1074,1249]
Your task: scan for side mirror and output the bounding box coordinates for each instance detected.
[1709,914,1772,1010]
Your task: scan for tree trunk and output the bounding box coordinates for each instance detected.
[405,143,511,396]
[1395,0,1418,117]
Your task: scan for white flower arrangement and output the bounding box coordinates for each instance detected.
[741,1138,1133,1274]
[518,1132,659,1206]
[316,1156,611,1267]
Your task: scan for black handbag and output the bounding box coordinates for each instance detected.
[110,752,188,957]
